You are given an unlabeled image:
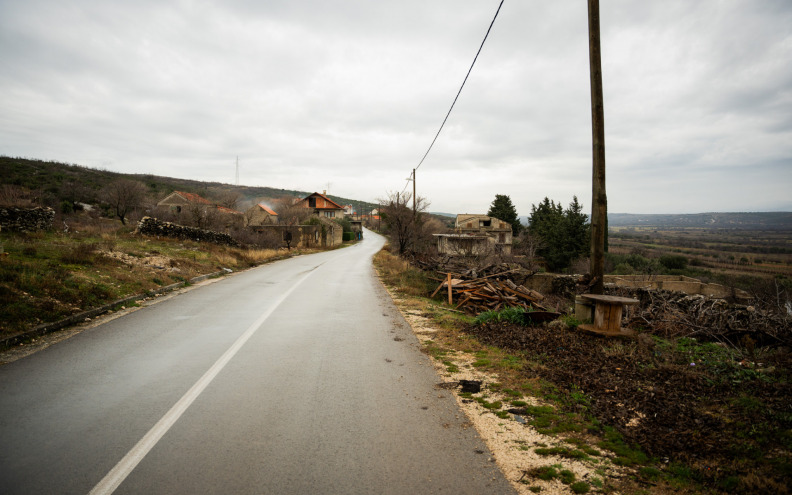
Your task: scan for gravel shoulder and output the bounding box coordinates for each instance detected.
[381,285,627,495]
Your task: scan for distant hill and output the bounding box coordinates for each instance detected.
[608,212,792,230]
[519,212,792,230]
[0,156,378,214]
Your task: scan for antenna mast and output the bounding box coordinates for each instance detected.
[235,156,239,186]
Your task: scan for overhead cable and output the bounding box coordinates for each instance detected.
[414,0,505,172]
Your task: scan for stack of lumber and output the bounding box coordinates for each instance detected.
[431,273,547,313]
[412,255,526,280]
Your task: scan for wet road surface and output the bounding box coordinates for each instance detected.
[0,230,515,494]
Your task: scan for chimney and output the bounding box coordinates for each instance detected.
[323,190,326,195]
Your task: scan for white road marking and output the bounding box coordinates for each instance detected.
[89,266,321,495]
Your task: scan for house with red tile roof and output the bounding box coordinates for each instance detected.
[157,191,213,212]
[157,191,243,225]
[297,191,344,219]
[244,203,279,226]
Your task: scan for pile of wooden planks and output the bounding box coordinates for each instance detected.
[431,272,547,313]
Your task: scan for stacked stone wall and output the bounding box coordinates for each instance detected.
[137,217,239,246]
[0,206,55,232]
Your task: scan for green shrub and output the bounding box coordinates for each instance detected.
[570,481,590,493]
[659,254,688,270]
[559,469,576,484]
[475,306,528,325]
[533,466,558,481]
[639,466,664,481]
[612,262,635,275]
[333,217,353,233]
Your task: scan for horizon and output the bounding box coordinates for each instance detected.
[5,154,792,217]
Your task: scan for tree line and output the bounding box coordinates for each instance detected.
[378,191,591,273]
[487,194,590,272]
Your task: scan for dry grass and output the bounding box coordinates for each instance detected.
[238,248,283,263]
[373,246,435,297]
[0,227,329,338]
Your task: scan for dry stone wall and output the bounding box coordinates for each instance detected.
[0,206,55,232]
[137,216,239,246]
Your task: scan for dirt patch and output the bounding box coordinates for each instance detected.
[101,250,179,272]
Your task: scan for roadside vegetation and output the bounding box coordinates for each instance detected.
[0,217,309,339]
[374,244,791,494]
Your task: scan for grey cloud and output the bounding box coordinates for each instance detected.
[0,0,789,214]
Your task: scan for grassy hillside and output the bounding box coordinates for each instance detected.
[0,217,325,340]
[0,156,378,214]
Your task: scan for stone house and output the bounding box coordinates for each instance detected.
[156,191,243,228]
[245,203,278,226]
[249,192,346,248]
[252,216,342,248]
[434,234,492,256]
[157,191,212,213]
[434,214,513,255]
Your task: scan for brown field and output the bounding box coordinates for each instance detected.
[609,226,792,279]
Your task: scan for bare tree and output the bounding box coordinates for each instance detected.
[208,187,241,210]
[273,196,310,226]
[271,196,310,250]
[101,179,147,225]
[414,216,445,254]
[378,191,430,255]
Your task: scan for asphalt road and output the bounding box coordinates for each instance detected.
[0,229,515,494]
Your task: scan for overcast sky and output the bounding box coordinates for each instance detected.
[1,0,790,215]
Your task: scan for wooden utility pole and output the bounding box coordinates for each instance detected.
[588,0,607,295]
[412,169,416,214]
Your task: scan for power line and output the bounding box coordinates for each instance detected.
[414,0,505,173]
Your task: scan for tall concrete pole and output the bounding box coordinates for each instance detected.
[588,0,607,294]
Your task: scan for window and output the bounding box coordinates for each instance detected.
[480,220,491,227]
[324,211,335,218]
[308,197,316,208]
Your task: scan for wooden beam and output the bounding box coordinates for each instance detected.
[447,272,453,305]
